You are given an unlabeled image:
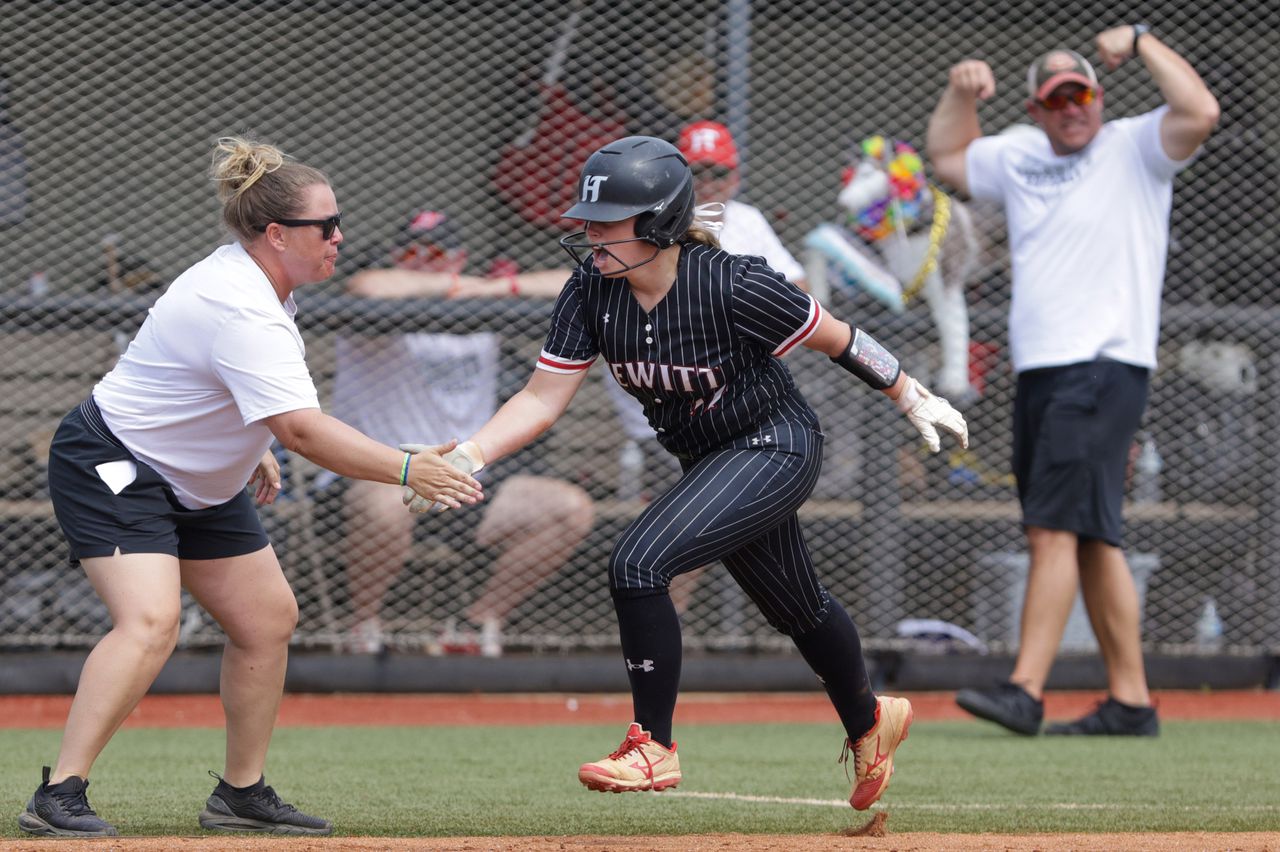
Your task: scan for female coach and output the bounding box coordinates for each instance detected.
[407,136,967,811]
[18,136,482,838]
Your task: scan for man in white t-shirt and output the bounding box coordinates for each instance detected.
[926,27,1218,736]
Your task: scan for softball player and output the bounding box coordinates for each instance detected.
[18,136,480,838]
[406,136,967,809]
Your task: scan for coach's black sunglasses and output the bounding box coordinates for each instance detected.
[257,212,343,240]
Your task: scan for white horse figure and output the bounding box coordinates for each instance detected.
[806,136,979,401]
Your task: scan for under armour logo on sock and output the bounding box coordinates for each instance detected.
[626,658,655,672]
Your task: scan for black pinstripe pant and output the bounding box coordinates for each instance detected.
[608,418,830,635]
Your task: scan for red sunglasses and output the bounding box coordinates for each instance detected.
[1038,88,1098,111]
[394,241,454,268]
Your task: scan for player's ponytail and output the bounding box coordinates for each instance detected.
[679,201,723,248]
[679,225,721,249]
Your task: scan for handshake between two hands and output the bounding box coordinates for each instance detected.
[399,440,486,514]
[394,378,967,517]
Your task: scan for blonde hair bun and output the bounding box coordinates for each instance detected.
[212,136,286,203]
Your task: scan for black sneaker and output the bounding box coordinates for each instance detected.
[198,772,333,836]
[955,680,1044,735]
[1045,697,1160,736]
[17,766,118,837]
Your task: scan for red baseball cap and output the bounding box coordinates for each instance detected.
[677,120,739,170]
[1026,49,1099,101]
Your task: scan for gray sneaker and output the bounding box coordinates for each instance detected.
[956,680,1044,735]
[18,766,118,837]
[198,772,332,836]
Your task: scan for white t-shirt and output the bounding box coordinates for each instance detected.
[719,199,806,283]
[331,331,498,447]
[966,107,1193,373]
[607,198,805,439]
[93,242,320,508]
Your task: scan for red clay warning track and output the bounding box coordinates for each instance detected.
[1,690,1275,728]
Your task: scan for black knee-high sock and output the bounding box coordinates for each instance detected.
[612,590,682,748]
[791,601,878,741]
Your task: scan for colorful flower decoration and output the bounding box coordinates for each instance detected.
[845,136,928,243]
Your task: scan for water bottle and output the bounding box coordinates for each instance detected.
[615,439,644,501]
[1133,433,1163,504]
[1194,596,1224,651]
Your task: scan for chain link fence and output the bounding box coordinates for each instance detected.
[1,0,1276,661]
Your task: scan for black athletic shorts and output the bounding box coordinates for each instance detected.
[47,398,270,564]
[1012,359,1150,547]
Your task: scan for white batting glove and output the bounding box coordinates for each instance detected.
[893,376,970,453]
[400,441,485,514]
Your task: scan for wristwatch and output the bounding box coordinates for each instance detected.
[1132,23,1151,56]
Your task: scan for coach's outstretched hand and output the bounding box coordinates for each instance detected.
[400,440,486,513]
[893,376,969,453]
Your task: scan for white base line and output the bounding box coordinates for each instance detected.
[668,791,849,809]
[665,791,1280,812]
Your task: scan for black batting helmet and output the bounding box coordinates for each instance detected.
[561,136,695,248]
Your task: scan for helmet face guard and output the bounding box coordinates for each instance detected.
[557,230,660,274]
[559,136,695,272]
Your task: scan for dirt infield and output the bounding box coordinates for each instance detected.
[3,831,1280,851]
[2,689,1277,729]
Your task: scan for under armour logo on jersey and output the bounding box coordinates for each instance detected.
[603,313,610,324]
[581,175,609,203]
[750,434,774,446]
[626,658,655,672]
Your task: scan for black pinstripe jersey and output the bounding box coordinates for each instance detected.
[537,243,822,458]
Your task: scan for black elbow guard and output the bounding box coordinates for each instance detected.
[831,328,901,390]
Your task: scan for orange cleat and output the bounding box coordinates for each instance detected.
[578,723,682,793]
[844,695,913,810]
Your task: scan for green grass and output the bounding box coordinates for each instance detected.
[2,721,1277,837]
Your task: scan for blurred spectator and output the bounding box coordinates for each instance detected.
[99,233,164,294]
[491,4,713,239]
[330,209,593,656]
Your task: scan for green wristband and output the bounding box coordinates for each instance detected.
[399,452,411,486]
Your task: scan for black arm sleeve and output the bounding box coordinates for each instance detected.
[830,328,900,390]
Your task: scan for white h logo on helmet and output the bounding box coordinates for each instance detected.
[581,175,609,203]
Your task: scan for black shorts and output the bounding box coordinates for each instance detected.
[47,398,269,564]
[1012,359,1150,547]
